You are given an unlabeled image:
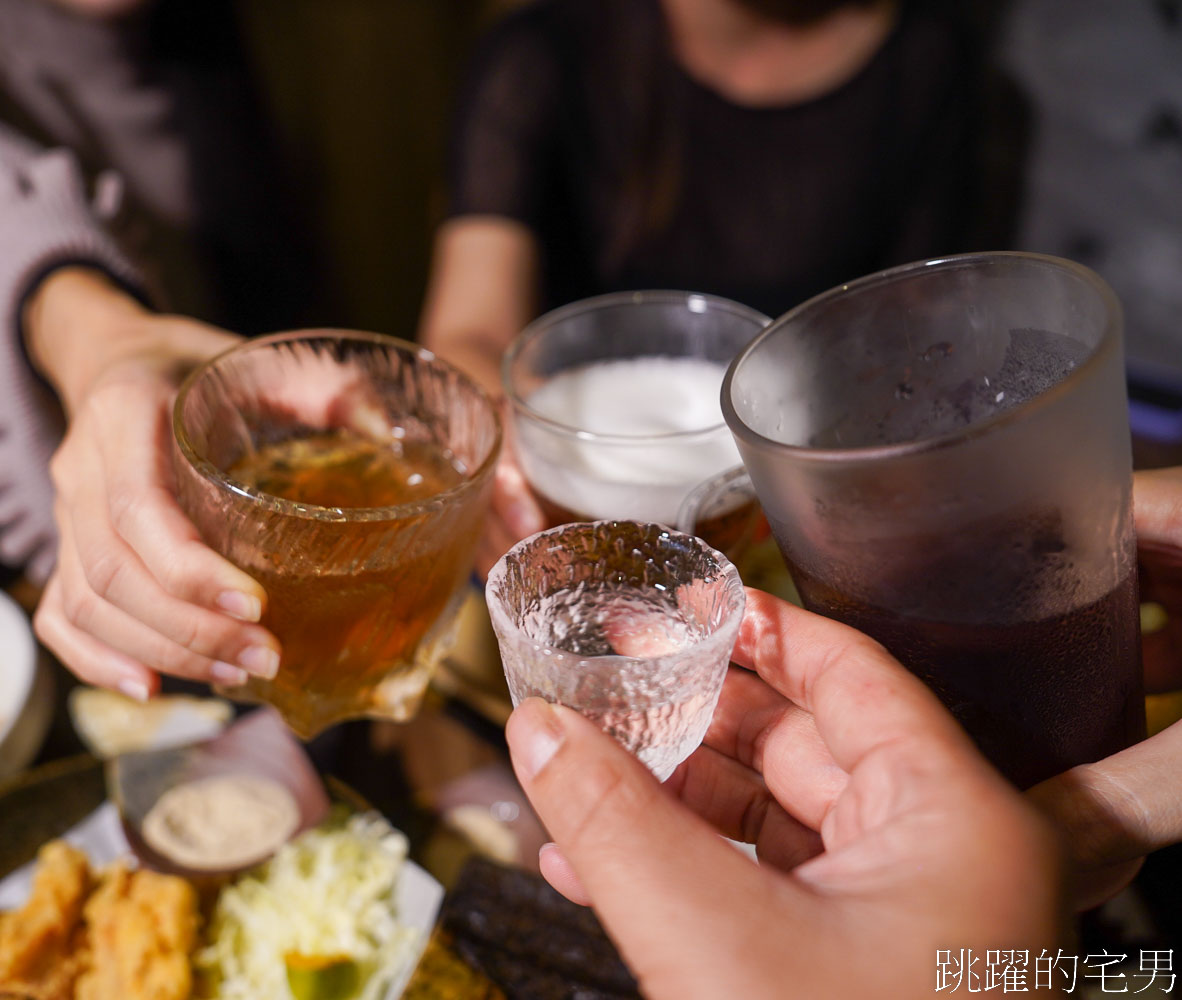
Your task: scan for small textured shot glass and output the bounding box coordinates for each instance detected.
[486,520,746,780]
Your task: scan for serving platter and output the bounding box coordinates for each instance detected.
[0,755,443,1000]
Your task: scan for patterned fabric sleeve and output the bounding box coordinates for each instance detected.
[0,121,147,581]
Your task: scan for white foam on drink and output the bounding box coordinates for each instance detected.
[527,356,730,438]
[518,356,741,523]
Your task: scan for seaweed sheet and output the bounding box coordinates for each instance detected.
[438,857,642,1000]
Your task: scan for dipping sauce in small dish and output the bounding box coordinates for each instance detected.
[141,773,300,873]
[110,708,329,878]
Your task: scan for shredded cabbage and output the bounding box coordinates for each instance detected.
[196,810,420,1000]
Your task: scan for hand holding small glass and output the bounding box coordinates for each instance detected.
[485,520,745,780]
[503,588,1067,1000]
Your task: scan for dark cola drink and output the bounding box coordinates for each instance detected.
[789,563,1146,788]
[723,254,1145,789]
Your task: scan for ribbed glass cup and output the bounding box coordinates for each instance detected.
[173,330,501,738]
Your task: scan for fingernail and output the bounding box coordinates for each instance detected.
[216,590,262,622]
[211,661,249,687]
[507,698,564,781]
[117,678,150,703]
[238,645,280,679]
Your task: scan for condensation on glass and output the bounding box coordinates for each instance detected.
[723,252,1144,787]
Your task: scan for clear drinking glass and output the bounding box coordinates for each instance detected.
[485,520,746,780]
[675,465,763,562]
[503,290,768,555]
[173,330,501,738]
[723,252,1144,787]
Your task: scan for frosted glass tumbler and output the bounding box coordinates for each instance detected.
[723,252,1144,787]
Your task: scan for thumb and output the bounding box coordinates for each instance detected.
[506,698,806,998]
[1026,719,1182,910]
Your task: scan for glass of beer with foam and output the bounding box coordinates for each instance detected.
[172,330,501,738]
[503,291,768,557]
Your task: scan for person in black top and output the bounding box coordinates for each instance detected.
[419,0,983,564]
[421,0,981,395]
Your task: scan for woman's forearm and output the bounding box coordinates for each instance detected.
[21,265,155,413]
[418,216,539,398]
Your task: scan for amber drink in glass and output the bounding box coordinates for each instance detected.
[173,331,501,738]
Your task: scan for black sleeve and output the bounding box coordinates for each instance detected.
[445,6,564,233]
[882,7,985,263]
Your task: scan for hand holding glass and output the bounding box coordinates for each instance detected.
[485,520,745,780]
[173,330,501,738]
[723,252,1144,787]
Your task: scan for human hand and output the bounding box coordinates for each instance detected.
[1133,465,1182,693]
[26,269,280,699]
[1026,465,1182,910]
[505,589,1067,1000]
[475,445,544,578]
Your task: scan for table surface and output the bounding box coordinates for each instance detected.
[3,568,1181,963]
[0,572,541,891]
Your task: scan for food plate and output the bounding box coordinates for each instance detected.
[0,589,53,779]
[0,756,443,999]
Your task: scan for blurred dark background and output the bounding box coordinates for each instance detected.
[229,0,522,338]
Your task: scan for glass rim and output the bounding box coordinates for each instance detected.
[503,289,771,445]
[722,252,1124,464]
[675,464,754,536]
[485,518,747,664]
[172,328,503,522]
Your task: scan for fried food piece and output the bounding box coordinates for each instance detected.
[0,841,201,1000]
[0,842,92,1000]
[75,864,198,1000]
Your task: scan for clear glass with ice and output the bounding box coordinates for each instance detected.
[485,520,746,780]
[722,252,1144,787]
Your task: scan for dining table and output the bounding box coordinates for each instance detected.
[2,556,1181,998]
